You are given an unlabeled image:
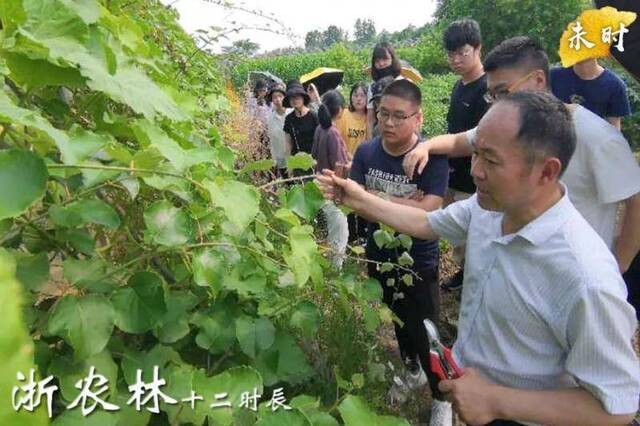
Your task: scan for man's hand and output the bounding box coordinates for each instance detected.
[314,169,368,210]
[403,141,431,179]
[439,368,501,426]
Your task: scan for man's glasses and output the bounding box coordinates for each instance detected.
[483,70,538,104]
[446,47,473,60]
[376,109,419,125]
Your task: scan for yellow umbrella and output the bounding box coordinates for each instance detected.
[363,60,423,83]
[300,68,344,95]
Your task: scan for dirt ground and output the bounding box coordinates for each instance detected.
[376,245,640,426]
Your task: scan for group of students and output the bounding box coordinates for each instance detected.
[247,19,640,426]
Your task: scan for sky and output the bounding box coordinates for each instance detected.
[161,0,439,53]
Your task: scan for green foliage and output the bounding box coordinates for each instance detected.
[231,44,371,89]
[0,149,48,220]
[0,251,49,425]
[354,18,377,46]
[304,26,348,51]
[0,0,407,423]
[435,0,591,62]
[419,73,459,137]
[612,62,640,152]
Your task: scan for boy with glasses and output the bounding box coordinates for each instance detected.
[441,19,489,291]
[350,79,452,425]
[403,37,640,279]
[317,90,640,426]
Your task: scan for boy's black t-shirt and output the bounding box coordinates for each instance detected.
[283,110,319,155]
[350,137,449,270]
[446,74,488,193]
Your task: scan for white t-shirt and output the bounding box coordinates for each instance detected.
[465,105,640,248]
[563,106,640,247]
[266,108,292,168]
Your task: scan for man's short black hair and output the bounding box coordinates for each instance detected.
[483,36,550,84]
[443,19,482,51]
[500,91,576,176]
[381,79,422,107]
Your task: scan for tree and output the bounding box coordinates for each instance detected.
[305,29,323,51]
[354,18,376,45]
[434,0,591,61]
[322,25,347,48]
[222,38,260,57]
[377,30,391,43]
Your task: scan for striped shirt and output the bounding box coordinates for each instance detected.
[428,187,640,417]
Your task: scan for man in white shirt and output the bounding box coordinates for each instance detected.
[403,36,640,274]
[315,91,639,426]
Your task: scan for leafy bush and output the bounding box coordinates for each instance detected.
[0,0,410,424]
[398,23,449,76]
[231,44,371,89]
[435,0,592,62]
[419,73,459,138]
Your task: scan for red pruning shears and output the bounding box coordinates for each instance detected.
[423,319,463,380]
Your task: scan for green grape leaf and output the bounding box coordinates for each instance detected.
[402,274,414,287]
[0,250,48,425]
[192,248,224,294]
[358,278,383,303]
[120,344,182,387]
[380,262,394,273]
[206,179,260,230]
[4,53,85,89]
[161,364,208,425]
[235,316,276,358]
[253,331,313,386]
[0,149,48,220]
[133,120,215,172]
[154,291,199,344]
[285,182,323,221]
[241,159,275,174]
[46,294,115,361]
[274,208,301,227]
[190,297,240,355]
[285,225,317,286]
[286,152,315,172]
[111,271,167,334]
[143,200,194,247]
[52,410,118,426]
[50,199,120,229]
[64,127,113,165]
[48,350,118,402]
[62,258,116,292]
[290,301,320,338]
[223,262,267,296]
[194,366,263,426]
[255,409,311,426]
[57,228,95,255]
[338,395,410,426]
[373,229,393,249]
[398,234,413,251]
[398,251,414,267]
[13,251,49,292]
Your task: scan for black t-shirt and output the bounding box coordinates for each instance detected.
[283,110,319,155]
[446,74,488,193]
[350,137,449,270]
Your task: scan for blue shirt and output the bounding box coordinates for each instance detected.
[550,67,631,119]
[428,187,640,416]
[350,137,449,269]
